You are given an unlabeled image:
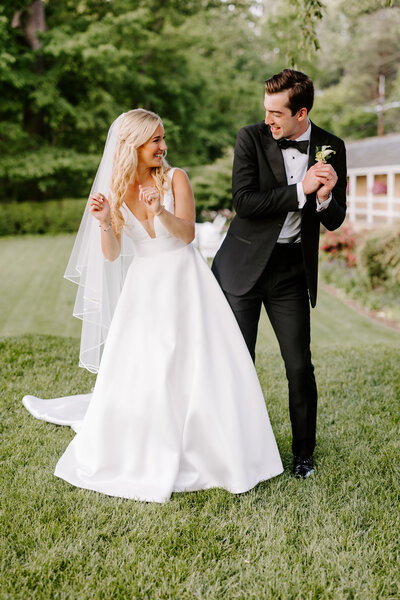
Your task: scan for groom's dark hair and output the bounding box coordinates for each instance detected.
[264,69,314,115]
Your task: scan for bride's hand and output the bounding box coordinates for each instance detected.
[89,193,112,224]
[139,186,164,215]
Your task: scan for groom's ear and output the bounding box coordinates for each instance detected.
[296,107,308,121]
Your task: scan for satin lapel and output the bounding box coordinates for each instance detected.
[308,121,324,170]
[260,125,287,186]
[302,122,321,211]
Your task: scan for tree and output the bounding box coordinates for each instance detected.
[311,0,400,138]
[0,0,267,201]
[0,0,264,199]
[2,0,398,203]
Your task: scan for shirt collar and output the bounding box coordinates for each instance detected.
[294,119,311,143]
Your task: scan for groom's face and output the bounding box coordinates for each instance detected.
[264,91,306,140]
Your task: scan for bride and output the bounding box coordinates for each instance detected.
[23,109,283,503]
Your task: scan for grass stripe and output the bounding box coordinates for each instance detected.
[0,235,80,338]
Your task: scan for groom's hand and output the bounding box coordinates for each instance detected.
[302,162,325,195]
[302,161,338,202]
[314,162,338,203]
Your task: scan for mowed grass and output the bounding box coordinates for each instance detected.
[0,235,80,338]
[1,235,400,599]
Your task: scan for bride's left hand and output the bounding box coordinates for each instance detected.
[139,185,163,215]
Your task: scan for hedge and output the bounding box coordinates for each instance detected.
[0,199,87,236]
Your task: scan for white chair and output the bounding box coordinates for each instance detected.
[194,214,227,259]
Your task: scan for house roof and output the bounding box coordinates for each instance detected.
[346,134,400,169]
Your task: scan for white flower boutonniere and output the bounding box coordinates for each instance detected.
[315,145,336,163]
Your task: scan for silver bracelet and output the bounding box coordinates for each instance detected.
[99,222,113,232]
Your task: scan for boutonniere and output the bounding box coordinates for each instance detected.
[315,145,336,163]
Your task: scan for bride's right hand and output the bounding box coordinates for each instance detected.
[89,193,111,224]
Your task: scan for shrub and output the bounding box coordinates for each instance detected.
[0,149,99,202]
[357,225,400,289]
[0,199,87,236]
[320,224,359,267]
[188,148,234,219]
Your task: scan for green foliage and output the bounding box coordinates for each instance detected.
[0,0,267,201]
[320,256,400,320]
[263,0,325,67]
[259,2,319,77]
[291,0,325,54]
[311,83,378,139]
[0,148,99,201]
[0,198,86,236]
[309,2,400,138]
[189,148,234,217]
[2,0,400,204]
[358,225,400,288]
[320,224,400,322]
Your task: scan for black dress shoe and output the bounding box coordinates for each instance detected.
[293,456,315,479]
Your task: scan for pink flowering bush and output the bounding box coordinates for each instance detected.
[319,224,400,323]
[320,225,359,267]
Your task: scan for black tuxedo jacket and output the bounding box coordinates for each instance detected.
[212,121,347,307]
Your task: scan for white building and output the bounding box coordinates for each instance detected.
[346,134,400,226]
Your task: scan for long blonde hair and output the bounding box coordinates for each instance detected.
[110,109,170,233]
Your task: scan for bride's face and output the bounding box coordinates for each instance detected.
[138,124,167,168]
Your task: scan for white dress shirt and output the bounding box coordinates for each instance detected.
[277,121,331,243]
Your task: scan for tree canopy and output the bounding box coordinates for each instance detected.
[1,0,399,202]
[1,0,268,200]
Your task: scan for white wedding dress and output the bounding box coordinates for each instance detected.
[23,168,283,502]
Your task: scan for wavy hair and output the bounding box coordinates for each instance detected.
[110,109,170,233]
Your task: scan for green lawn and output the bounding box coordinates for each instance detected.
[0,235,80,338]
[1,235,399,599]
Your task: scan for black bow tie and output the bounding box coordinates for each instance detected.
[277,138,309,154]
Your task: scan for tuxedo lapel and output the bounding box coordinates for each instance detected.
[303,122,327,210]
[260,124,287,186]
[308,121,327,170]
[308,125,317,170]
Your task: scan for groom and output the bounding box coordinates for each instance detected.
[212,69,347,478]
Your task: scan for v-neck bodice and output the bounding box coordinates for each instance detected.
[122,168,176,243]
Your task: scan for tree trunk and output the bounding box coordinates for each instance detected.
[12,0,46,50]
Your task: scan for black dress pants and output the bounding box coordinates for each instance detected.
[223,243,317,458]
